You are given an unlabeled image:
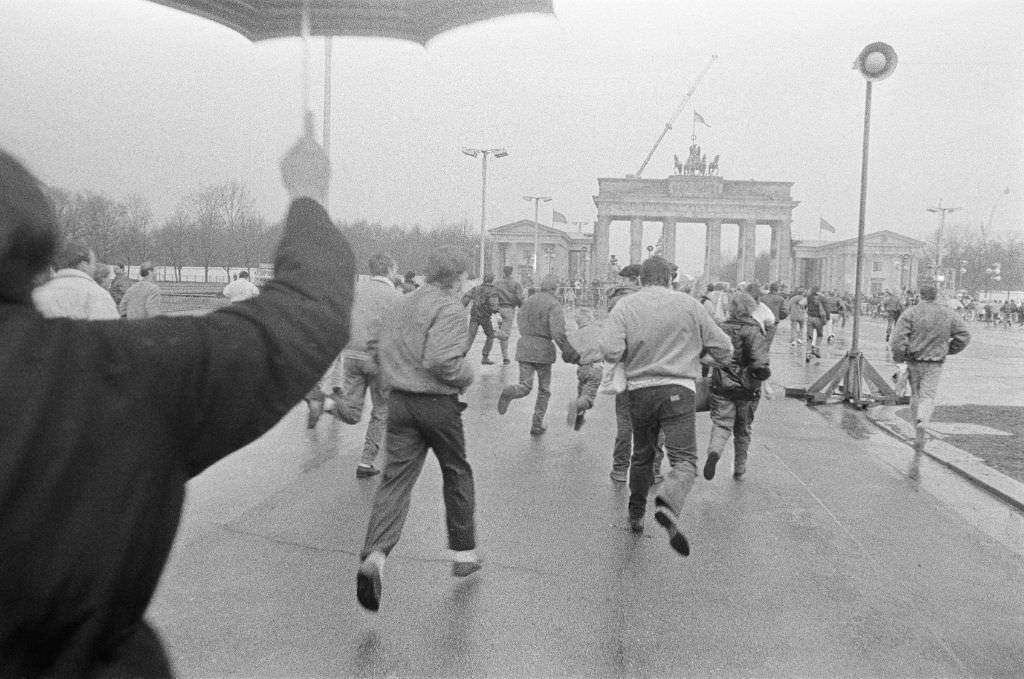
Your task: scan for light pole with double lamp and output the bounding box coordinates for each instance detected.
[927,201,961,286]
[462,147,508,278]
[523,195,551,281]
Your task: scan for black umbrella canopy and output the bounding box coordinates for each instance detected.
[147,0,554,43]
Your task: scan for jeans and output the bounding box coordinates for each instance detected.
[707,392,760,468]
[575,363,603,409]
[612,390,665,474]
[361,391,476,559]
[907,361,944,426]
[465,314,495,358]
[505,361,552,428]
[627,385,697,520]
[335,354,389,464]
[497,306,516,360]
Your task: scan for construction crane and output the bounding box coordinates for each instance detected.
[634,54,718,178]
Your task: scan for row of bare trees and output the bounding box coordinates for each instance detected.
[938,225,1024,297]
[45,182,484,281]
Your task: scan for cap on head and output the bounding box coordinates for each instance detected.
[617,264,641,280]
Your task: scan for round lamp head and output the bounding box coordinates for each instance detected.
[854,42,898,82]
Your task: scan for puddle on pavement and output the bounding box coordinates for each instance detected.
[808,403,1024,561]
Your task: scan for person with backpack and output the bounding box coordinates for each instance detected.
[703,291,771,481]
[804,286,829,361]
[461,272,503,363]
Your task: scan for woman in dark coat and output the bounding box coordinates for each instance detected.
[702,291,771,480]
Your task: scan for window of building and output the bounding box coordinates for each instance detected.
[872,260,882,273]
[871,280,883,294]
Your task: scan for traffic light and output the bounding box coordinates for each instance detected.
[854,42,898,82]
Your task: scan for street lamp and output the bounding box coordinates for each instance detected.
[581,245,589,285]
[462,147,508,279]
[523,195,551,280]
[927,200,961,285]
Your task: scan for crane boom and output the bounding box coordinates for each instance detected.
[634,54,718,178]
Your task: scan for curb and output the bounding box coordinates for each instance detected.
[866,405,1024,513]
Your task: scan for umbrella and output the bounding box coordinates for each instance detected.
[145,0,555,198]
[147,0,554,44]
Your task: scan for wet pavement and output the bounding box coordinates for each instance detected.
[149,316,1024,678]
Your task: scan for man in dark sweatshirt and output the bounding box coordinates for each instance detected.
[0,127,355,677]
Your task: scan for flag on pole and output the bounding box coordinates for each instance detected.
[819,217,836,234]
[693,111,710,127]
[552,210,567,224]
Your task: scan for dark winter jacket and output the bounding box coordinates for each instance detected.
[713,316,772,399]
[0,198,356,677]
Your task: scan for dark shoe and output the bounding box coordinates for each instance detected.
[451,559,483,577]
[305,398,323,429]
[497,388,513,415]
[481,358,495,365]
[356,464,381,478]
[574,411,586,431]
[733,462,746,479]
[653,507,690,556]
[502,358,511,365]
[530,425,546,436]
[628,515,644,534]
[356,558,383,611]
[703,452,720,480]
[609,469,627,483]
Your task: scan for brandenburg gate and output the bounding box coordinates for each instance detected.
[591,175,799,285]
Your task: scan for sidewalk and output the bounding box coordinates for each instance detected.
[149,319,1024,678]
[772,316,1024,513]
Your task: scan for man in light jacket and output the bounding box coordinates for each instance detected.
[356,247,481,613]
[601,256,732,555]
[890,284,970,455]
[119,262,162,319]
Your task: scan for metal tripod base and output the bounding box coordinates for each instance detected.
[786,351,909,408]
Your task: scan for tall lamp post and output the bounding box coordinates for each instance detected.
[462,147,508,278]
[523,195,551,281]
[927,200,961,286]
[798,42,901,407]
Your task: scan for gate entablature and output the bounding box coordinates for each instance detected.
[591,175,799,285]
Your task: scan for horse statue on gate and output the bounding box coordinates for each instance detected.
[683,143,702,175]
[673,154,683,175]
[707,154,720,176]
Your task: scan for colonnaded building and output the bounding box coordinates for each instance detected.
[487,163,927,294]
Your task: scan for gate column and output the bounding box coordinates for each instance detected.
[629,218,644,264]
[593,215,611,282]
[704,219,722,282]
[661,218,677,265]
[737,219,757,283]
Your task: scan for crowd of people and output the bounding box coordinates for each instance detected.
[0,124,977,674]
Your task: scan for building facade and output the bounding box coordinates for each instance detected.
[792,230,927,294]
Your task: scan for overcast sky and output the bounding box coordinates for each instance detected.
[2,0,1022,274]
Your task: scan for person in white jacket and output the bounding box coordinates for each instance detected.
[222,270,261,302]
[32,241,119,320]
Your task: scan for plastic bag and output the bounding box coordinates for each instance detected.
[599,361,627,395]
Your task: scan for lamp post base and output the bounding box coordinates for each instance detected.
[786,351,908,409]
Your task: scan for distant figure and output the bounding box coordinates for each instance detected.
[119,261,162,319]
[0,126,355,675]
[461,272,502,364]
[110,263,131,313]
[91,261,112,290]
[356,247,480,613]
[497,275,579,435]
[493,265,525,365]
[222,270,260,302]
[32,240,120,320]
[890,284,971,465]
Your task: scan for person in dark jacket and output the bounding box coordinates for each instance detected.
[703,291,771,481]
[493,265,524,364]
[497,275,579,435]
[0,127,355,678]
[461,272,503,363]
